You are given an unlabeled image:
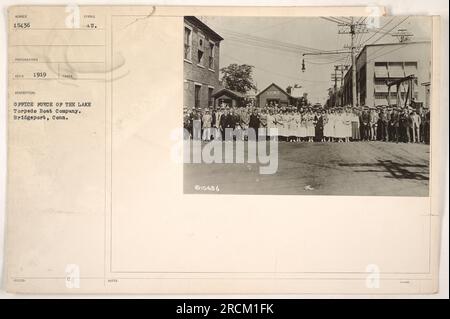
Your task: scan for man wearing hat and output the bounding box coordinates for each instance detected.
[398,108,409,143]
[410,108,421,143]
[360,106,370,141]
[369,106,379,141]
[240,106,250,141]
[190,108,202,140]
[259,108,268,140]
[220,107,232,141]
[385,106,392,141]
[391,107,401,143]
[201,108,212,141]
[184,107,193,140]
[405,108,415,143]
[211,107,221,140]
[230,107,240,140]
[378,107,390,142]
[418,107,426,143]
[424,108,431,144]
[248,108,260,141]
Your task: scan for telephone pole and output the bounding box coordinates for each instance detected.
[338,17,368,107]
[331,67,340,107]
[351,25,357,107]
[392,28,414,43]
[334,64,349,106]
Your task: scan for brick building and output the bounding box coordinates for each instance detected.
[342,41,431,108]
[184,16,223,109]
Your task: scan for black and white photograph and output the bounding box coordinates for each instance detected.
[2,2,447,299]
[183,15,432,196]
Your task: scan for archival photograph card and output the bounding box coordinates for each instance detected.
[5,5,442,294]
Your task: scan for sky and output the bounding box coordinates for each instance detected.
[200,16,432,105]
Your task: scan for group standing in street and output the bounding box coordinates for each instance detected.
[183,103,431,144]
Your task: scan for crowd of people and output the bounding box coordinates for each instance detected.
[183,104,431,144]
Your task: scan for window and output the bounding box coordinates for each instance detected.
[195,84,201,108]
[208,87,214,107]
[375,92,388,99]
[184,27,192,61]
[197,35,205,66]
[374,80,389,93]
[404,62,418,77]
[208,42,215,69]
[388,62,404,78]
[374,62,388,78]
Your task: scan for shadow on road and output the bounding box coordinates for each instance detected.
[339,160,429,181]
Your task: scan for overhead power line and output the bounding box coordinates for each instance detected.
[321,16,344,24]
[213,26,325,53]
[371,16,410,45]
[222,52,332,83]
[360,17,395,46]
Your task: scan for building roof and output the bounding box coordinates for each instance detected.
[358,41,431,59]
[184,16,224,42]
[212,88,246,99]
[363,40,431,49]
[256,83,294,99]
[343,41,432,81]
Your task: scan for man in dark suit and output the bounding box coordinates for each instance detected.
[379,107,390,141]
[424,109,431,144]
[230,108,240,129]
[389,107,400,142]
[399,109,409,143]
[230,107,241,140]
[220,108,233,141]
[406,109,415,143]
[360,107,370,141]
[190,108,202,140]
[248,109,260,141]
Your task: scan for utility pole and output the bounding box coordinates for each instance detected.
[333,66,338,90]
[333,64,349,106]
[331,66,339,107]
[338,17,368,107]
[392,28,414,43]
[350,22,357,107]
[334,64,349,87]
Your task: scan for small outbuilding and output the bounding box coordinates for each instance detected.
[212,88,246,108]
[256,83,295,107]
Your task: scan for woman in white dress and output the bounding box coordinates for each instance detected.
[281,110,290,141]
[343,108,353,143]
[266,109,275,139]
[287,109,295,142]
[305,109,316,142]
[294,110,302,142]
[259,108,268,139]
[350,107,361,141]
[334,108,345,142]
[328,109,336,142]
[299,110,307,141]
[323,109,332,142]
[282,110,289,141]
[275,109,284,140]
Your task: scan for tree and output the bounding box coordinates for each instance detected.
[220,64,257,94]
[287,84,301,95]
